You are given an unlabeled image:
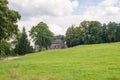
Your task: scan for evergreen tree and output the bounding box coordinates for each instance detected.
[15,27,33,55]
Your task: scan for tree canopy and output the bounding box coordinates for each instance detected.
[0,0,21,41]
[0,0,21,56]
[65,21,120,47]
[14,27,33,55]
[30,22,54,51]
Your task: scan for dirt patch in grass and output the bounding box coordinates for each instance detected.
[0,56,19,62]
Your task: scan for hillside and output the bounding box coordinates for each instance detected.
[0,42,120,80]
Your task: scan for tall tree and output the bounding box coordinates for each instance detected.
[65,25,75,47]
[14,27,33,55]
[65,25,84,47]
[101,23,109,43]
[79,21,102,44]
[107,22,117,42]
[30,22,54,51]
[115,23,120,41]
[0,0,21,41]
[73,27,84,45]
[79,21,90,44]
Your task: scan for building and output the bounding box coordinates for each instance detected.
[49,39,67,49]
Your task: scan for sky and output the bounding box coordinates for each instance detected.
[8,0,120,35]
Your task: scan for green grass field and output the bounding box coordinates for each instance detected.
[0,42,120,80]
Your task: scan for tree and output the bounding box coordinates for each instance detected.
[73,27,84,45]
[55,35,65,42]
[0,0,20,55]
[79,21,90,44]
[79,21,102,44]
[115,23,120,41]
[101,23,109,43]
[65,25,75,47]
[11,31,22,48]
[107,22,117,42]
[0,41,11,58]
[30,22,54,51]
[0,0,21,41]
[14,27,33,55]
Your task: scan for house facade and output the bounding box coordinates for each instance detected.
[49,39,67,49]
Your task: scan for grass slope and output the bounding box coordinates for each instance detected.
[0,42,120,80]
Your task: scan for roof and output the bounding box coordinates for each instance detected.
[52,39,64,44]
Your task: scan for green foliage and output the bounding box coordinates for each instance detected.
[55,35,65,42]
[0,0,21,56]
[107,22,117,42]
[65,25,75,47]
[0,42,120,80]
[66,25,83,47]
[80,21,102,44]
[0,0,21,41]
[14,27,33,55]
[0,40,11,58]
[115,23,120,41]
[101,23,109,43]
[30,22,54,51]
[66,21,120,47]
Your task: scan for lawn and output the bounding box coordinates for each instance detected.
[0,42,120,80]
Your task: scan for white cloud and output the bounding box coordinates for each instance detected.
[82,0,120,23]
[100,0,119,6]
[8,0,80,35]
[8,0,120,35]
[49,24,65,35]
[105,6,120,14]
[72,0,79,8]
[8,0,79,17]
[17,15,82,35]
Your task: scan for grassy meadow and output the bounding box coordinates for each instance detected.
[0,42,120,80]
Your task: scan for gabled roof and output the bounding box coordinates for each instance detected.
[52,39,64,44]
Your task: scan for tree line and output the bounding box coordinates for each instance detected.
[66,21,120,47]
